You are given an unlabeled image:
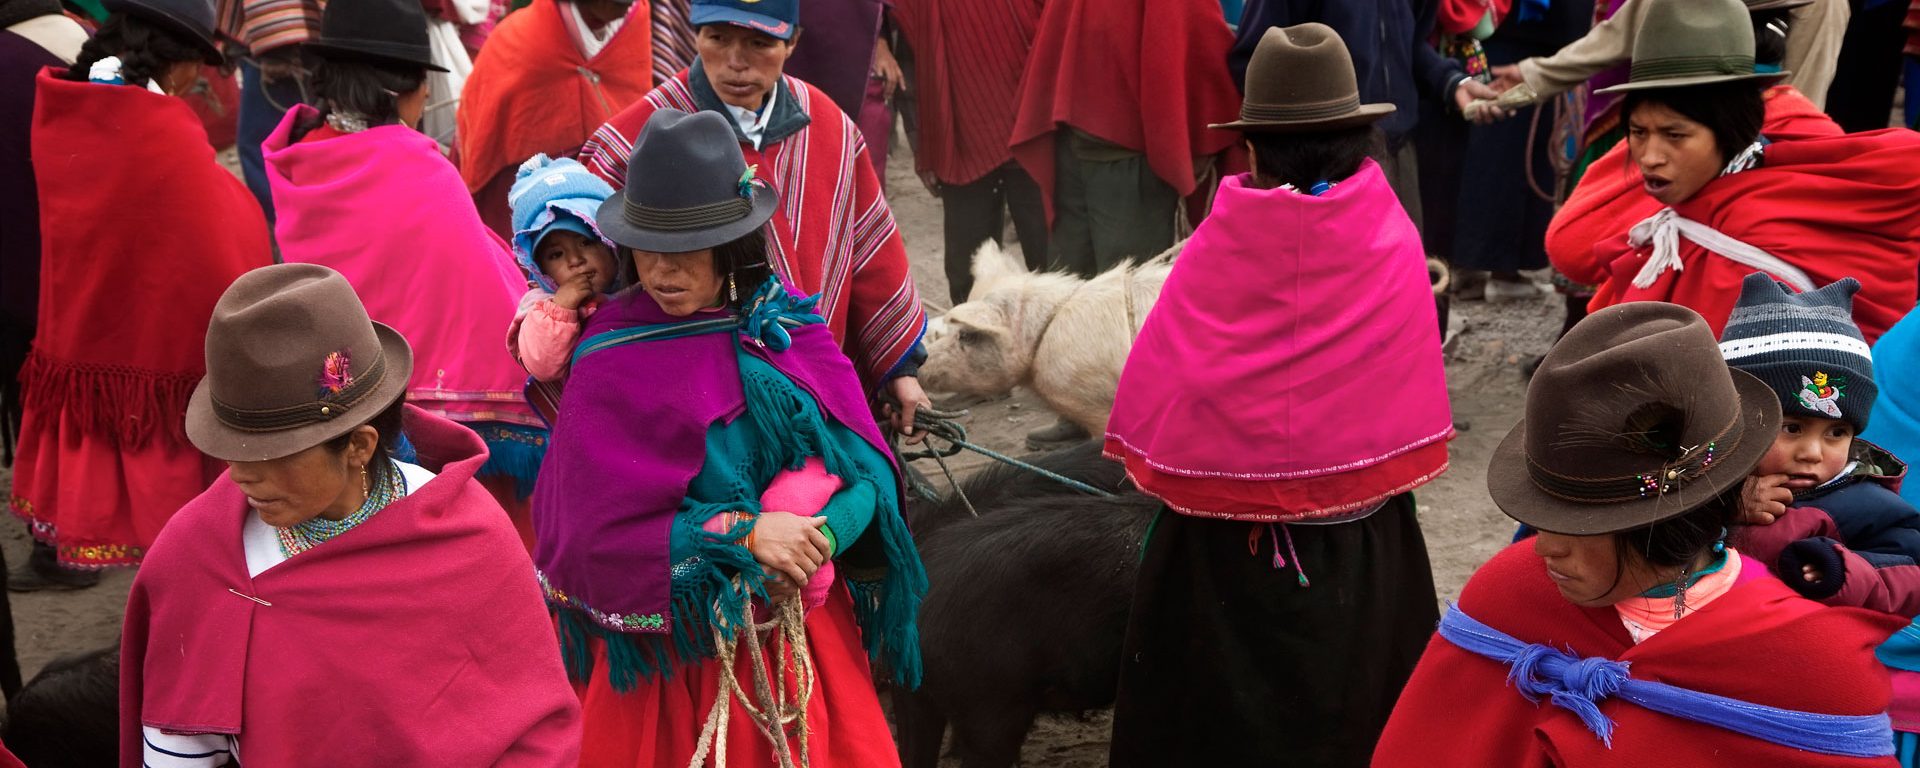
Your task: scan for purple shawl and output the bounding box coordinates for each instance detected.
[781,0,886,118]
[530,283,890,635]
[1583,0,1631,135]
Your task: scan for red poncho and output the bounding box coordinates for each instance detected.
[892,0,1043,186]
[1007,0,1242,221]
[11,69,271,567]
[1548,88,1918,342]
[1376,542,1903,767]
[119,408,581,766]
[580,72,926,387]
[455,0,653,196]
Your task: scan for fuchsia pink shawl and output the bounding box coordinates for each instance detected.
[1105,161,1454,522]
[264,107,539,428]
[119,408,579,766]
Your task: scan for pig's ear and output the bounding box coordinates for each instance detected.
[945,306,1011,345]
[969,239,1026,290]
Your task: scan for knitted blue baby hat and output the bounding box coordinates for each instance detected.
[1718,272,1877,431]
[508,154,619,291]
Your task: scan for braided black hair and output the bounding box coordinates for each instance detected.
[63,14,203,87]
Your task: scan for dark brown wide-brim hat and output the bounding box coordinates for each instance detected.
[1212,24,1395,133]
[1596,0,1788,95]
[1486,302,1780,536]
[186,263,413,462]
[597,108,779,253]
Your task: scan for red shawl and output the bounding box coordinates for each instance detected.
[580,73,926,388]
[119,408,581,766]
[455,0,653,194]
[1549,86,1841,288]
[1549,92,1918,343]
[1437,0,1512,36]
[1007,0,1242,221]
[892,0,1042,186]
[1375,542,1903,767]
[24,68,271,448]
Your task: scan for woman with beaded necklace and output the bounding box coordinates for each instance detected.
[259,0,552,548]
[119,263,579,767]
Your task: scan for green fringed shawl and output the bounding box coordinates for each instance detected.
[556,345,926,692]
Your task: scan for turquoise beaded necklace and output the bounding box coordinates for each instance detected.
[276,458,406,558]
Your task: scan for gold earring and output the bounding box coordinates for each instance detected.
[360,465,370,500]
[728,273,738,303]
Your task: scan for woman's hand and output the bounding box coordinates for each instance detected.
[748,512,832,589]
[872,38,905,102]
[1739,474,1794,525]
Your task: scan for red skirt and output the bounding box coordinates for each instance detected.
[577,586,902,768]
[8,406,221,568]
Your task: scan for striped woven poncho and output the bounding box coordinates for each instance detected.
[579,65,925,390]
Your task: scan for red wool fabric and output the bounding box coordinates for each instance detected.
[574,588,899,767]
[120,408,581,766]
[1436,0,1512,36]
[1547,87,1919,343]
[891,0,1043,186]
[11,68,271,567]
[1375,542,1904,767]
[456,0,653,196]
[580,73,926,388]
[1007,0,1243,221]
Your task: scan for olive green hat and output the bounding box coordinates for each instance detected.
[1596,0,1790,95]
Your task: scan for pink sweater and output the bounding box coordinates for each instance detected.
[505,288,599,382]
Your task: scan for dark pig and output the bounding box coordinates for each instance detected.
[3,644,118,767]
[896,442,1155,767]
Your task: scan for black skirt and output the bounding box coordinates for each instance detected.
[1107,494,1439,768]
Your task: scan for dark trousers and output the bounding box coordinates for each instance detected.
[940,163,1050,304]
[1825,0,1910,132]
[1050,131,1179,279]
[237,60,307,231]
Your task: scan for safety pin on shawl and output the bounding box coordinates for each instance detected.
[228,588,272,607]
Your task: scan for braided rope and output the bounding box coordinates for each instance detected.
[689,593,817,768]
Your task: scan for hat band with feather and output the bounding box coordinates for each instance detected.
[210,352,390,432]
[1525,420,1740,504]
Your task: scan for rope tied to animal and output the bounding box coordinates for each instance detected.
[690,590,817,768]
[895,407,1117,514]
[1436,603,1894,756]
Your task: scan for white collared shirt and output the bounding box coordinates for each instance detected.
[724,85,778,149]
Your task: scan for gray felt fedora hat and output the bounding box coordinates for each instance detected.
[1211,23,1395,133]
[1596,0,1789,95]
[596,109,780,253]
[186,264,412,462]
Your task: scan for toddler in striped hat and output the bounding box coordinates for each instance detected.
[1721,272,1920,613]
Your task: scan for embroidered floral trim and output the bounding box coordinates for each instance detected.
[538,570,669,632]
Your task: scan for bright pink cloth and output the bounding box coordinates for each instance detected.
[701,457,843,612]
[263,106,540,427]
[118,407,581,765]
[1891,671,1920,731]
[1105,162,1453,522]
[507,288,600,383]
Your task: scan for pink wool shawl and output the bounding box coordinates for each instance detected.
[118,408,580,766]
[264,107,539,427]
[1105,162,1453,518]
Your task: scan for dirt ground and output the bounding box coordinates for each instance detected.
[0,141,1560,765]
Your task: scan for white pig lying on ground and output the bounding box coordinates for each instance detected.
[920,240,1177,437]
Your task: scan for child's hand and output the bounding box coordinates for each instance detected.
[1739,473,1794,525]
[1802,563,1823,583]
[553,272,596,310]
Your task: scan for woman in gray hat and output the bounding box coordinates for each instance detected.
[1553,0,1920,343]
[1375,302,1903,766]
[120,263,579,767]
[534,108,925,766]
[9,0,271,586]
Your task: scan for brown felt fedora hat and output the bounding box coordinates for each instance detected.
[1486,302,1779,536]
[186,263,412,462]
[1596,0,1789,95]
[1211,23,1395,133]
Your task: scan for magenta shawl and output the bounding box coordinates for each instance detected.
[263,106,538,427]
[119,408,579,766]
[1105,162,1454,521]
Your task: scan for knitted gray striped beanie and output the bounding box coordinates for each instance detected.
[1718,273,1876,431]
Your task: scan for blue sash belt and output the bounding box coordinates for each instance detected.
[1437,604,1893,756]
